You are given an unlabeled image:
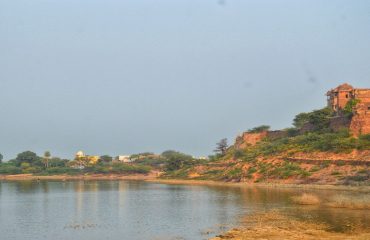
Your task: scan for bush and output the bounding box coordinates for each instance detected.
[309,166,320,172]
[111,163,151,174]
[292,193,320,205]
[0,164,22,174]
[40,167,80,175]
[271,162,309,179]
[162,150,194,171]
[22,167,41,174]
[233,149,245,159]
[358,134,370,150]
[248,125,270,133]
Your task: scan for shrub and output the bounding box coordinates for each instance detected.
[343,99,360,116]
[293,107,333,132]
[309,166,320,172]
[331,171,341,176]
[112,163,151,174]
[233,149,245,159]
[248,125,270,133]
[271,162,308,179]
[0,164,22,174]
[247,167,257,174]
[292,193,320,205]
[326,195,370,209]
[41,167,80,175]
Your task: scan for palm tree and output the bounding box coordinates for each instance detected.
[44,151,51,168]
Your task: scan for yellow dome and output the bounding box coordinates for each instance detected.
[76,151,85,158]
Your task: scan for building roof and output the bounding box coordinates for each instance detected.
[327,83,354,95]
[333,83,353,91]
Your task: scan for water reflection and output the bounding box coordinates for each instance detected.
[0,180,369,240]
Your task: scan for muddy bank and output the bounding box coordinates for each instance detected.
[210,211,370,240]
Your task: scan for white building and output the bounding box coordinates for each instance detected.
[117,155,133,163]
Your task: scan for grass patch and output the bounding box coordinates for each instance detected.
[326,195,370,210]
[291,193,320,205]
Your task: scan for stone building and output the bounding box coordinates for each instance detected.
[327,83,370,136]
[74,150,100,166]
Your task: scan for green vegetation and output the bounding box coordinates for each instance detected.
[293,107,333,131]
[0,151,158,176]
[0,149,205,177]
[1,104,369,184]
[100,155,113,163]
[343,99,360,116]
[0,163,22,174]
[231,122,370,160]
[162,106,370,183]
[162,150,195,171]
[248,125,270,133]
[214,138,228,156]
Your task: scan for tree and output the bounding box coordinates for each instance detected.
[15,151,40,166]
[305,107,333,131]
[162,150,193,171]
[214,138,228,156]
[293,112,311,128]
[100,155,113,163]
[48,157,68,167]
[0,153,3,163]
[43,151,51,168]
[293,107,333,132]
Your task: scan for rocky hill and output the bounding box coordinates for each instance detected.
[163,88,370,185]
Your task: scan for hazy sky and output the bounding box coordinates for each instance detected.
[1,0,369,159]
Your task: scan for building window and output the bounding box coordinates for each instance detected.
[345,94,348,98]
[368,106,370,111]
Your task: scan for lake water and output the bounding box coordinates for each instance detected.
[0,180,369,240]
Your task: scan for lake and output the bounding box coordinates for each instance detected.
[0,180,369,240]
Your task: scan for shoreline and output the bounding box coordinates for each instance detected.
[0,173,157,181]
[1,174,370,193]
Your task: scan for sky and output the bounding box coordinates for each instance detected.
[1,0,370,160]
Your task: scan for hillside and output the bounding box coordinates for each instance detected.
[163,106,370,185]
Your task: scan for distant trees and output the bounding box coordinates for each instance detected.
[0,153,3,163]
[214,138,228,156]
[48,157,68,167]
[162,150,193,171]
[15,151,41,166]
[100,155,113,163]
